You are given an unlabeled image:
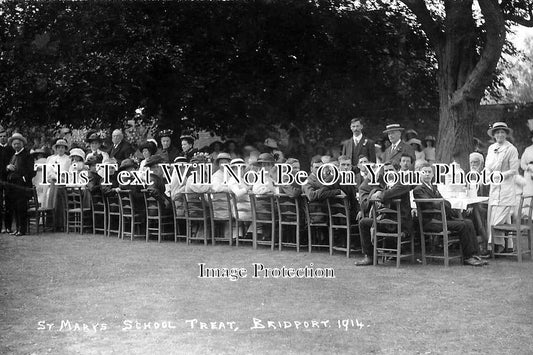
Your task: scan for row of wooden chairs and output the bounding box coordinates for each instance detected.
[364,195,532,268]
[27,187,363,256]
[26,187,532,266]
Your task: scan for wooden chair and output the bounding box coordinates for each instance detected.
[250,194,276,250]
[491,194,533,262]
[183,193,210,245]
[303,198,329,253]
[117,189,145,241]
[276,194,303,252]
[231,193,254,247]
[90,187,107,235]
[207,192,233,245]
[26,187,55,234]
[414,198,462,267]
[65,187,92,234]
[105,190,121,238]
[371,199,415,267]
[172,195,187,242]
[327,195,361,258]
[143,190,174,243]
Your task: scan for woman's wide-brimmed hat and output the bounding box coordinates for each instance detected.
[407,138,422,147]
[86,131,103,143]
[487,122,512,137]
[52,138,69,150]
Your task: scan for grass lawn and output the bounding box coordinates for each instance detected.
[1,232,532,354]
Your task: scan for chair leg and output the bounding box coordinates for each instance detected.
[443,234,449,267]
[517,232,522,263]
[396,235,401,268]
[421,234,427,265]
[346,228,350,258]
[296,224,300,253]
[252,221,257,249]
[328,227,333,256]
[308,227,312,253]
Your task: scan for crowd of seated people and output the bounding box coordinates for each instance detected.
[0,119,531,268]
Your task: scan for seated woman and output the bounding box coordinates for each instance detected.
[68,148,86,176]
[85,154,103,194]
[226,158,253,238]
[138,141,158,172]
[116,158,144,213]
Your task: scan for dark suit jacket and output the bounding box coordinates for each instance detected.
[379,181,413,233]
[358,177,381,217]
[7,148,35,187]
[109,141,134,163]
[0,144,15,181]
[382,141,415,166]
[412,183,456,226]
[341,135,376,167]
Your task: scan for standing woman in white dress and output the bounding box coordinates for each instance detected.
[485,122,520,252]
[520,131,533,197]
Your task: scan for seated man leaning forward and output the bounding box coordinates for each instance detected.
[413,162,487,267]
[355,162,412,266]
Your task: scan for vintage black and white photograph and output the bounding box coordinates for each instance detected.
[1,1,533,354]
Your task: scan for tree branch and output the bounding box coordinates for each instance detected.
[504,3,533,27]
[451,0,506,106]
[399,0,444,50]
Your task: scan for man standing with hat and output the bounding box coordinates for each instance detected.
[0,126,15,233]
[382,124,415,167]
[157,129,181,164]
[341,118,376,171]
[6,133,34,236]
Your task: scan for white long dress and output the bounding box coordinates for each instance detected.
[485,141,519,249]
[520,144,533,196]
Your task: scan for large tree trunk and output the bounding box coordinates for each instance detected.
[401,0,506,168]
[435,0,478,167]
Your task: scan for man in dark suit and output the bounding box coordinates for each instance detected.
[413,162,486,266]
[5,133,35,236]
[341,118,376,172]
[0,127,15,233]
[355,162,412,265]
[109,129,134,164]
[381,124,415,167]
[335,155,359,221]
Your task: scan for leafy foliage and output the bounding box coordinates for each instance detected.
[0,1,437,139]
